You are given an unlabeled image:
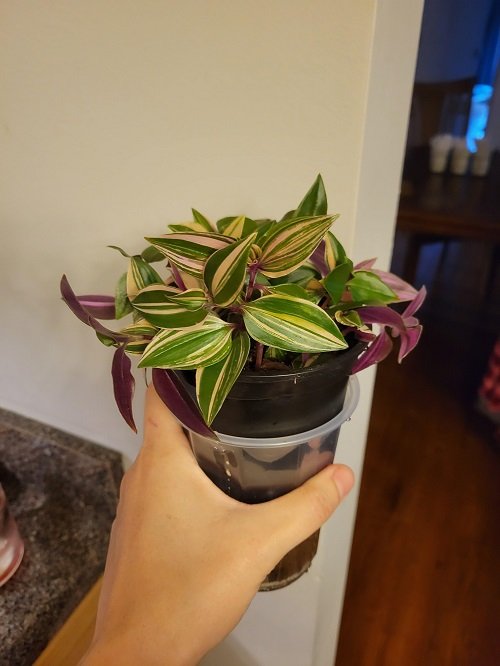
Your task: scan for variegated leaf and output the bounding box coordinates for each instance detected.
[204,232,257,306]
[96,329,151,355]
[132,284,207,328]
[221,215,246,239]
[169,222,208,233]
[267,283,318,303]
[138,314,233,370]
[242,294,347,352]
[324,231,347,271]
[126,256,163,299]
[170,264,203,290]
[196,330,251,425]
[334,309,366,329]
[294,174,328,217]
[125,339,150,355]
[258,215,338,278]
[271,265,319,288]
[167,288,207,310]
[347,270,398,304]
[253,219,275,245]
[120,318,159,336]
[177,268,203,290]
[192,208,213,232]
[144,232,232,278]
[217,216,257,239]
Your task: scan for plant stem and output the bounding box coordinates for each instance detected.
[245,264,258,301]
[255,342,264,370]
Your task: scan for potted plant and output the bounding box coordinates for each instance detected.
[61,175,425,589]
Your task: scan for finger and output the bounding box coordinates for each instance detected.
[142,383,192,455]
[252,464,354,564]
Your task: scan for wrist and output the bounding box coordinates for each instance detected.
[82,633,199,666]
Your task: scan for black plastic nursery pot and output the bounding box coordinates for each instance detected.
[182,341,364,439]
[178,342,364,590]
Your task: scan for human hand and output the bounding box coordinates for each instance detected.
[83,384,354,666]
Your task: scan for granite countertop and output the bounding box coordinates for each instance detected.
[0,408,123,666]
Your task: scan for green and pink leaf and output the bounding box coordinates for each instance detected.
[242,294,347,353]
[196,330,251,425]
[132,285,207,329]
[258,215,337,278]
[204,232,257,306]
[191,209,214,232]
[126,256,164,299]
[138,315,233,370]
[145,232,231,278]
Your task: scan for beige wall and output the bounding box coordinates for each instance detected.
[1,2,423,664]
[2,0,376,460]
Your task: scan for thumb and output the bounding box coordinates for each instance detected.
[251,464,355,566]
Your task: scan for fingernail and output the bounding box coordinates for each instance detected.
[331,466,354,500]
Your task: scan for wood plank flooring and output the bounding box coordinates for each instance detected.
[335,242,500,666]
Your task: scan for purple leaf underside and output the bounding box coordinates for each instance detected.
[354,258,377,271]
[310,240,329,277]
[60,275,128,342]
[359,306,406,332]
[152,369,216,439]
[170,264,187,290]
[403,286,427,317]
[398,325,423,362]
[351,330,393,373]
[112,345,137,432]
[76,294,116,319]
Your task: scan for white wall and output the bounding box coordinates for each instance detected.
[2,0,377,461]
[1,1,423,664]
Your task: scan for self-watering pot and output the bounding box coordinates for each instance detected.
[186,376,359,590]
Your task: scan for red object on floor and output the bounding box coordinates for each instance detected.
[479,339,500,420]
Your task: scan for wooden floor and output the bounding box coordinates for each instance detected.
[336,238,500,666]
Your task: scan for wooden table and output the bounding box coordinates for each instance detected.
[396,146,500,293]
[34,579,101,665]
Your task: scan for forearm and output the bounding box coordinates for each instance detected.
[82,633,199,666]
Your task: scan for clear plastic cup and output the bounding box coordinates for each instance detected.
[188,376,359,503]
[187,377,359,589]
[0,484,24,587]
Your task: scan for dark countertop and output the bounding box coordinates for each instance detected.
[0,408,123,666]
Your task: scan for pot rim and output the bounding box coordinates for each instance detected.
[210,341,366,386]
[208,375,360,448]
